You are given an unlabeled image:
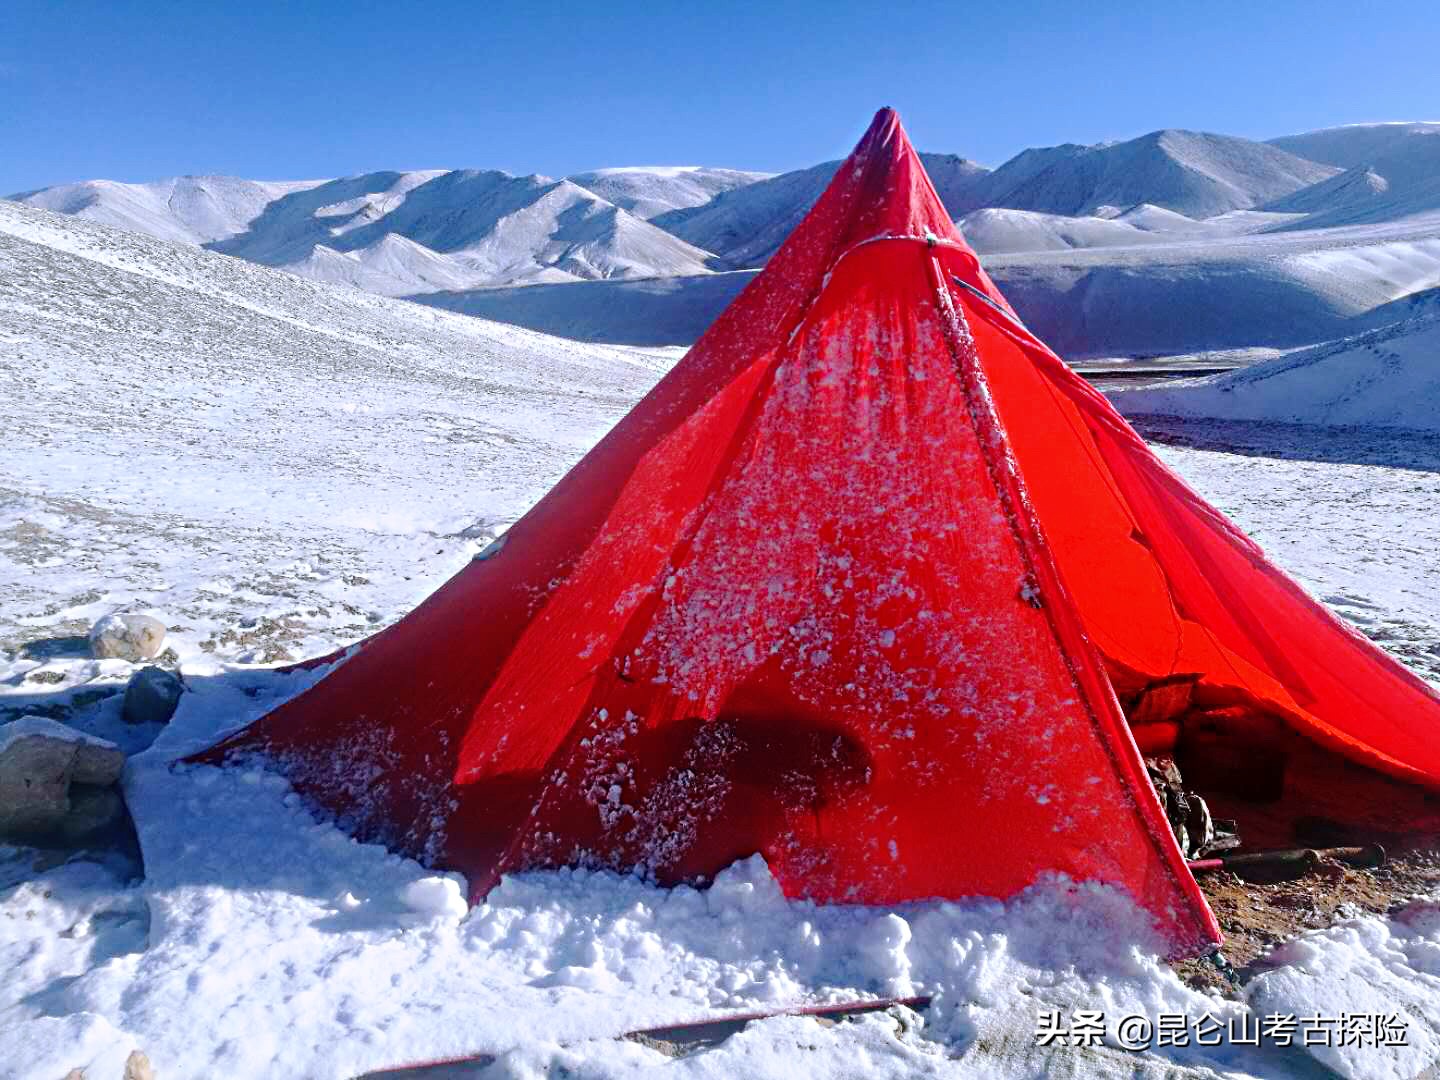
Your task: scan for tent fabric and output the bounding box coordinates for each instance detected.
[954,270,1440,788]
[195,109,1440,960]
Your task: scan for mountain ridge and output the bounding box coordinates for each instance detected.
[962,129,1338,219]
[1267,122,1440,169]
[13,120,1440,357]
[651,153,990,267]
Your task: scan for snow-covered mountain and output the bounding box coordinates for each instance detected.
[214,168,721,293]
[13,168,720,296]
[0,198,669,556]
[199,169,446,262]
[12,174,326,245]
[415,208,1440,358]
[962,130,1337,219]
[566,166,771,220]
[1267,121,1440,169]
[1262,126,1440,231]
[956,204,1297,255]
[536,125,1440,356]
[1263,166,1391,216]
[13,120,1440,362]
[981,215,1440,359]
[651,153,990,267]
[1113,300,1440,431]
[414,209,1440,357]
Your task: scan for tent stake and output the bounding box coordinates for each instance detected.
[1186,844,1386,873]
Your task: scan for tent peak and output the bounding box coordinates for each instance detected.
[860,106,906,151]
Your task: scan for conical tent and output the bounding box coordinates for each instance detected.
[198,109,1440,958]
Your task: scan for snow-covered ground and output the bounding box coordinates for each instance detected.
[1114,305,1440,432]
[5,199,1440,1079]
[0,198,669,671]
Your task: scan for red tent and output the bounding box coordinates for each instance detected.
[198,109,1440,958]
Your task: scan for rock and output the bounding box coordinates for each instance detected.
[0,729,71,833]
[122,666,184,725]
[124,1050,155,1080]
[89,613,166,662]
[0,717,125,838]
[73,740,126,786]
[61,785,126,841]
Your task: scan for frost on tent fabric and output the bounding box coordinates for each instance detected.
[193,108,1440,960]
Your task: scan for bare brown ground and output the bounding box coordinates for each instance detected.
[1174,846,1440,996]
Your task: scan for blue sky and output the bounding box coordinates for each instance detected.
[3,0,1438,193]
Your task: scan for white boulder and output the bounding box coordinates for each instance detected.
[0,717,125,838]
[89,613,167,661]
